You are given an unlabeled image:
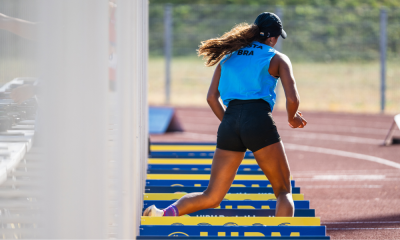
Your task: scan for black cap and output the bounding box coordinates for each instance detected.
[254,12,287,39]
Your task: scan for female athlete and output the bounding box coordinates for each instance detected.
[143,12,307,217]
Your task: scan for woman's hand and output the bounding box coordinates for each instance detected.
[10,85,36,104]
[288,111,307,128]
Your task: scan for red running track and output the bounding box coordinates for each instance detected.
[150,107,400,240]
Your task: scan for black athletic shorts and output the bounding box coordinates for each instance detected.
[216,99,281,152]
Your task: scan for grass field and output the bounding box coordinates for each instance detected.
[0,58,37,85]
[1,57,398,115]
[149,57,400,114]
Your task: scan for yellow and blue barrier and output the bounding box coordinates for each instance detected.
[138,142,330,239]
[145,179,295,188]
[148,158,258,165]
[147,174,293,180]
[140,225,328,239]
[143,200,311,210]
[141,208,315,217]
[144,193,304,201]
[145,186,301,194]
[141,216,320,226]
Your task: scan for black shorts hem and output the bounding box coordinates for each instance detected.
[215,145,247,152]
[250,137,282,153]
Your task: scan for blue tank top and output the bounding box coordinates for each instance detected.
[218,41,278,110]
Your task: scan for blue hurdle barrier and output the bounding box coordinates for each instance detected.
[148,169,274,175]
[148,164,262,171]
[143,200,311,209]
[138,237,329,240]
[150,151,255,158]
[145,186,301,194]
[140,208,315,217]
[145,179,296,187]
[139,225,327,238]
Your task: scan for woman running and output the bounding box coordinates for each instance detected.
[143,12,307,217]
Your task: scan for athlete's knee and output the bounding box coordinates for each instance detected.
[277,190,292,197]
[272,181,292,197]
[202,191,223,208]
[207,198,223,209]
[279,183,291,193]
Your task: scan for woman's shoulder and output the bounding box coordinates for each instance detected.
[271,51,291,64]
[269,52,292,75]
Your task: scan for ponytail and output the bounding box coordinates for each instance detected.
[197,23,267,67]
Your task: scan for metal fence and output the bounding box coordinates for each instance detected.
[149,4,400,113]
[150,5,400,61]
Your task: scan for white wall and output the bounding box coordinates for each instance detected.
[116,0,149,238]
[36,0,148,238]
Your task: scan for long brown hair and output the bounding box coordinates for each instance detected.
[197,23,267,67]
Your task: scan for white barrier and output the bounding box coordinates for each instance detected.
[395,114,400,128]
[115,0,149,238]
[0,1,148,238]
[38,1,109,238]
[383,113,400,146]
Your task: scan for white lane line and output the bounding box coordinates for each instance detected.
[295,178,400,181]
[324,221,400,224]
[278,124,390,136]
[170,132,400,170]
[177,114,391,131]
[301,185,382,188]
[292,169,400,175]
[279,131,382,145]
[313,175,385,180]
[285,143,400,170]
[274,116,391,129]
[172,129,383,145]
[328,228,400,230]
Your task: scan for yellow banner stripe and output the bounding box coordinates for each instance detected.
[141,216,319,226]
[148,159,258,165]
[151,145,217,151]
[144,193,304,201]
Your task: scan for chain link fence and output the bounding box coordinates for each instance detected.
[150,5,400,61]
[149,4,400,113]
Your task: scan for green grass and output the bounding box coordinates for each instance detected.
[0,58,37,85]
[149,56,400,114]
[2,57,398,114]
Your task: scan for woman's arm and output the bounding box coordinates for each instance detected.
[0,13,37,40]
[277,53,307,128]
[207,64,225,121]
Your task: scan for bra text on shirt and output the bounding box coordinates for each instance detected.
[237,50,254,56]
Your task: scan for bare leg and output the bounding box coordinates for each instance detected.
[172,148,245,215]
[253,141,294,217]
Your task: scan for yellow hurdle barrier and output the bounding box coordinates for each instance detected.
[144,193,304,201]
[148,159,258,165]
[147,174,292,180]
[151,145,217,151]
[141,216,320,226]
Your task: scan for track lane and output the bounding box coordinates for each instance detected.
[150,107,400,240]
